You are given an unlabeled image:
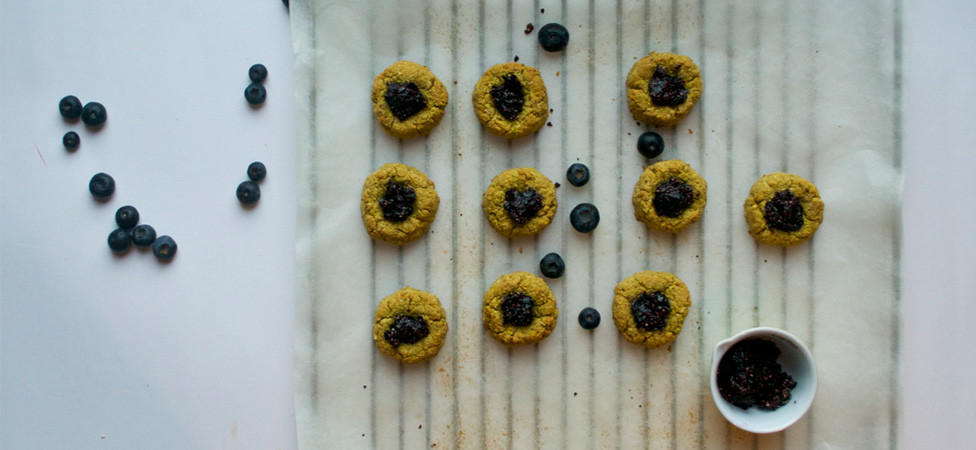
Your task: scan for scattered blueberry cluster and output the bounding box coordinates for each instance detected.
[59,95,107,152]
[237,161,267,206]
[245,64,268,105]
[105,203,177,262]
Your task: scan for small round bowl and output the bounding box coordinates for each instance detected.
[709,327,817,434]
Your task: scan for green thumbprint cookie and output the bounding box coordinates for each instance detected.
[612,271,691,349]
[483,271,558,347]
[632,159,707,233]
[626,52,702,127]
[361,163,439,245]
[482,167,558,238]
[472,62,549,139]
[373,287,448,364]
[744,173,824,247]
[371,60,449,139]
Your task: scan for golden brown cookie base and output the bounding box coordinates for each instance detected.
[372,60,449,139]
[744,173,824,247]
[472,62,549,139]
[361,163,439,245]
[482,167,557,238]
[612,271,691,349]
[373,287,448,364]
[632,159,707,233]
[483,271,558,347]
[626,52,702,127]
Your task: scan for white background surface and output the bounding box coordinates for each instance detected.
[0,1,973,449]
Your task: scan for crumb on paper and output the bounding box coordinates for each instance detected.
[524,23,534,34]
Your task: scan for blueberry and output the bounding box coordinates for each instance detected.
[578,307,601,330]
[237,180,261,205]
[248,64,268,83]
[566,163,590,187]
[132,224,157,247]
[570,203,600,233]
[538,23,569,52]
[637,131,665,159]
[539,252,565,278]
[245,83,266,105]
[115,205,140,229]
[63,131,80,151]
[107,228,132,253]
[89,172,115,199]
[59,95,83,120]
[247,161,267,182]
[152,235,177,261]
[81,102,107,128]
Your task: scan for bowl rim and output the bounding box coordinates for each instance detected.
[709,326,817,434]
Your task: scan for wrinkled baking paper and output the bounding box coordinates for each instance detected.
[292,0,901,448]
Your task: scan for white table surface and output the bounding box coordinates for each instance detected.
[1,1,973,449]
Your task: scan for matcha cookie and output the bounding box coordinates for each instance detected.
[626,52,702,127]
[483,271,558,347]
[373,287,448,364]
[361,163,440,245]
[483,167,558,238]
[633,159,707,233]
[472,62,549,139]
[744,173,824,247]
[612,271,691,349]
[371,60,449,139]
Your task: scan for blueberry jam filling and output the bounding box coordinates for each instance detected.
[652,177,695,218]
[630,291,671,332]
[384,82,427,121]
[383,315,429,347]
[649,66,689,107]
[501,292,535,327]
[716,338,797,410]
[490,74,525,120]
[763,190,804,232]
[503,188,543,224]
[379,181,416,222]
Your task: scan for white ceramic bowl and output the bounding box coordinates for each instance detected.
[709,327,817,434]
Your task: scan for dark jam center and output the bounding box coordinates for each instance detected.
[379,181,416,222]
[490,74,525,120]
[501,292,535,326]
[504,188,543,224]
[630,291,671,332]
[384,82,428,121]
[649,66,689,107]
[652,177,695,218]
[383,315,430,347]
[763,190,805,232]
[716,339,797,410]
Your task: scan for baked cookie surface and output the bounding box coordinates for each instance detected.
[483,271,558,347]
[472,62,549,139]
[744,173,824,247]
[372,60,449,139]
[632,159,707,233]
[373,287,448,364]
[612,271,691,349]
[361,163,440,245]
[626,52,702,127]
[482,167,558,238]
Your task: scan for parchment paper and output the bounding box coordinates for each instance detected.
[291,0,902,448]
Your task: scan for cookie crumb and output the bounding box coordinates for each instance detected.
[546,122,552,127]
[573,392,578,396]
[514,55,519,62]
[524,23,534,34]
[688,129,693,134]
[556,71,560,77]
[419,425,423,429]
[554,182,561,188]
[541,8,545,13]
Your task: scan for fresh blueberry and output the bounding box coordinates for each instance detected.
[132,224,157,247]
[539,252,565,278]
[81,102,107,128]
[578,307,601,330]
[566,163,590,187]
[115,205,140,229]
[89,172,115,199]
[107,228,132,253]
[570,203,600,233]
[637,131,665,159]
[63,131,80,151]
[59,95,83,120]
[538,23,570,52]
[245,83,266,105]
[247,161,267,182]
[152,235,177,261]
[249,64,268,83]
[237,180,261,205]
